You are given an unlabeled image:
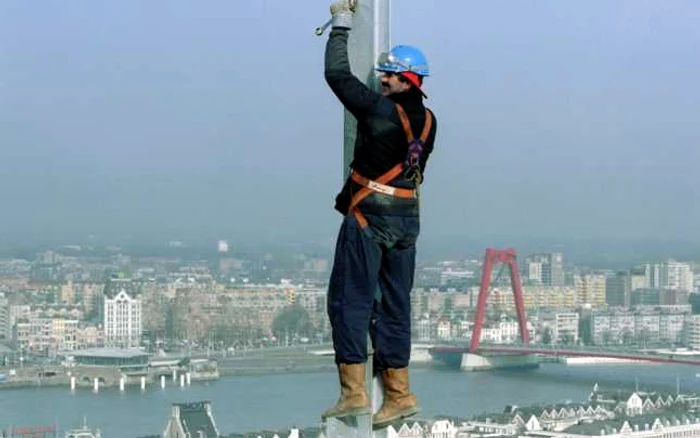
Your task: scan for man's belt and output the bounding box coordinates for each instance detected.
[350,170,416,199]
[347,164,416,229]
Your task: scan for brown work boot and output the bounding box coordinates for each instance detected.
[373,367,419,429]
[321,363,371,420]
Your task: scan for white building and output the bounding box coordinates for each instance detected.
[0,296,8,341]
[526,261,543,284]
[413,318,434,341]
[554,312,579,344]
[103,287,142,349]
[480,316,534,344]
[644,260,694,292]
[587,308,690,346]
[687,315,700,350]
[659,309,688,344]
[661,259,694,292]
[436,319,452,340]
[14,317,79,357]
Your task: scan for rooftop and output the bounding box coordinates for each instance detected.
[68,347,149,359]
[563,412,700,435]
[176,402,218,438]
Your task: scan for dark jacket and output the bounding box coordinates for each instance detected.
[325,28,438,217]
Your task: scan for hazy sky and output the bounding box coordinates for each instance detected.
[1,1,699,249]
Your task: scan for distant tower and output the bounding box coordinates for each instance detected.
[103,277,142,348]
[217,240,229,253]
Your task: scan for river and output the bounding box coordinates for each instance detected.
[0,362,696,437]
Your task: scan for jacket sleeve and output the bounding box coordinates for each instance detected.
[325,28,385,120]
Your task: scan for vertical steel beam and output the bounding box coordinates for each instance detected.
[324,1,391,436]
[343,0,391,178]
[345,0,391,422]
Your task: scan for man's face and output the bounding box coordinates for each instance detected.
[380,72,411,96]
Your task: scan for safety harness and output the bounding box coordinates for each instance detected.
[348,104,433,229]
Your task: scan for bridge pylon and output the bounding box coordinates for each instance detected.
[469,248,529,352]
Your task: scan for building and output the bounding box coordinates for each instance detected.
[584,307,689,346]
[163,401,220,438]
[554,312,579,344]
[631,288,660,306]
[0,296,8,341]
[68,347,149,369]
[526,253,565,287]
[221,285,326,336]
[486,286,578,311]
[413,317,434,341]
[643,260,694,293]
[629,267,647,292]
[658,309,687,345]
[103,278,142,348]
[524,260,543,284]
[575,274,607,308]
[605,271,631,308]
[479,317,533,344]
[13,317,79,357]
[465,387,700,438]
[687,315,700,350]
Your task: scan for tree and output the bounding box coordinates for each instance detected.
[560,334,575,346]
[541,327,553,345]
[621,328,634,345]
[272,305,314,341]
[638,327,651,346]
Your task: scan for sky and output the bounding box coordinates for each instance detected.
[1,0,699,252]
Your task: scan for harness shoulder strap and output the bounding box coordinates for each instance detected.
[395,104,415,142]
[396,104,433,143]
[419,109,433,142]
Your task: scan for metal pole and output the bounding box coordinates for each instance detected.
[343,0,391,179]
[324,2,390,437]
[345,0,391,417]
[325,2,391,436]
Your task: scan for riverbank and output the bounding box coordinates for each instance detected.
[0,355,433,389]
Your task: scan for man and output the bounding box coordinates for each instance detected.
[321,0,438,429]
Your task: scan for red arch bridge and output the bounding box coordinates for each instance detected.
[428,248,700,371]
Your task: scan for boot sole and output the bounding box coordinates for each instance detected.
[372,407,420,429]
[321,407,373,420]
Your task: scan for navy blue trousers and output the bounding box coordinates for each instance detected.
[327,213,419,371]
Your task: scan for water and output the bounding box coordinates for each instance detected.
[0,363,697,437]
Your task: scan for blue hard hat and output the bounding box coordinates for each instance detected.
[375,45,430,77]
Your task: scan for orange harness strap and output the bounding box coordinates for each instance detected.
[396,105,433,144]
[348,104,432,229]
[396,105,433,183]
[348,163,405,228]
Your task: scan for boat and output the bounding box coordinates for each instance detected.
[65,418,101,438]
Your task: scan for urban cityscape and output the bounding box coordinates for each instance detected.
[0,241,699,436]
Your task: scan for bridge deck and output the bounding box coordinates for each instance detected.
[430,345,700,366]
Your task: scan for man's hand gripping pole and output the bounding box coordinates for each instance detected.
[314,0,357,36]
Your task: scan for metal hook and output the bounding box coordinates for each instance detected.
[314,18,333,36]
